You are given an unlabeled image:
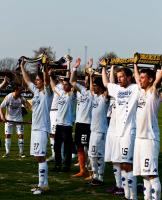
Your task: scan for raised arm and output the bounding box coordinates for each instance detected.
[20,59,31,85]
[43,65,50,87]
[70,58,81,91]
[102,66,109,87]
[109,65,115,83]
[133,63,140,85]
[49,70,61,96]
[153,69,162,89]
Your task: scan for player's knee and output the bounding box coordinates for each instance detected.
[18,134,23,139]
[121,163,133,172]
[35,156,46,163]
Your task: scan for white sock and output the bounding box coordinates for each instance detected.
[127,171,137,200]
[143,178,151,200]
[98,174,103,182]
[43,162,48,187]
[5,138,11,154]
[113,163,122,188]
[90,157,98,179]
[98,157,105,176]
[38,162,48,187]
[150,177,161,200]
[121,170,130,199]
[18,139,24,154]
[50,138,55,157]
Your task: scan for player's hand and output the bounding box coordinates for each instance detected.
[20,56,27,66]
[87,58,93,68]
[73,58,81,68]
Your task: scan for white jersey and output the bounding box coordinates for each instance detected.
[91,94,109,133]
[107,83,139,137]
[57,91,76,126]
[107,97,116,134]
[75,83,93,124]
[51,83,63,110]
[0,93,25,121]
[29,82,53,132]
[136,89,160,141]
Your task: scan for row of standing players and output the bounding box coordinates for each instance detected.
[0,58,162,199]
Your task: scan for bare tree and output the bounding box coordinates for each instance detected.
[0,57,17,71]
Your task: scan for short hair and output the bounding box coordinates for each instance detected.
[116,67,133,78]
[93,77,105,91]
[140,68,156,82]
[13,83,22,91]
[63,77,71,86]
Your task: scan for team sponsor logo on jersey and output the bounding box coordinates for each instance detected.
[117,90,132,99]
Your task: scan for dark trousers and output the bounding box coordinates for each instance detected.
[54,125,73,169]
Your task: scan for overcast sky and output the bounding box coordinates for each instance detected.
[0,0,162,64]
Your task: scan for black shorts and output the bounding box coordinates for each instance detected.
[74,123,91,147]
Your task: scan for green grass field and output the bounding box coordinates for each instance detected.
[0,106,162,200]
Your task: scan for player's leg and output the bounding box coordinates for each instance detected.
[89,132,99,181]
[97,133,106,183]
[16,124,25,157]
[30,130,49,195]
[3,123,13,157]
[120,135,137,200]
[140,139,161,200]
[46,133,55,161]
[62,126,73,171]
[47,110,57,161]
[72,123,88,177]
[54,125,63,170]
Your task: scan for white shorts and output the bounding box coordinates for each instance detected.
[105,133,120,163]
[5,122,24,135]
[50,110,57,134]
[133,138,160,176]
[30,130,48,156]
[119,134,135,163]
[88,132,106,158]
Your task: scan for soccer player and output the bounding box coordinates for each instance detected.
[133,64,162,200]
[0,84,27,158]
[105,65,123,195]
[102,66,138,199]
[88,72,109,185]
[70,58,93,177]
[20,58,53,195]
[53,77,77,172]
